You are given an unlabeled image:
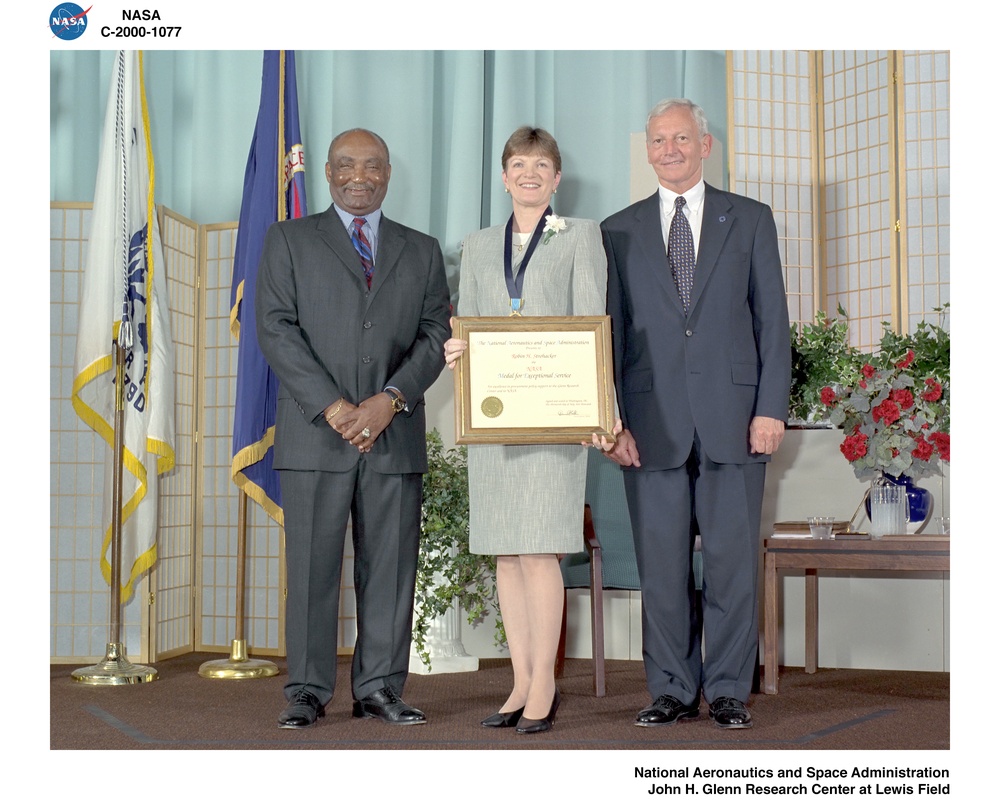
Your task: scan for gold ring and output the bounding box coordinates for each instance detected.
[361,427,371,439]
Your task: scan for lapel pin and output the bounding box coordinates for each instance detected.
[718,215,727,223]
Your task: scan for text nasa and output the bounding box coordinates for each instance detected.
[100,10,181,38]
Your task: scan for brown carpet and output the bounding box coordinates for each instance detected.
[51,652,947,751]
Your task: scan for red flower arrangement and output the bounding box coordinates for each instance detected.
[824,349,950,480]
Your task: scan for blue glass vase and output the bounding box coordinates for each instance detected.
[866,473,933,534]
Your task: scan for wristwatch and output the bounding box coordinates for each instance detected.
[383,388,406,414]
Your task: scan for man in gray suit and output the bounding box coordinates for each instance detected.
[600,99,790,729]
[257,128,450,729]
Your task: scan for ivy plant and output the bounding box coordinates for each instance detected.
[413,429,504,668]
[789,305,865,424]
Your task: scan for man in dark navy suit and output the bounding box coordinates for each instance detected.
[600,99,791,729]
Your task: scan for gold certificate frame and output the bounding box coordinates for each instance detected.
[452,315,617,445]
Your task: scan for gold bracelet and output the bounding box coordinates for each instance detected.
[324,398,344,422]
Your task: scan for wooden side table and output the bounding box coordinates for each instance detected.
[762,534,950,694]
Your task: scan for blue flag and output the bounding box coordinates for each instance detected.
[230,51,307,526]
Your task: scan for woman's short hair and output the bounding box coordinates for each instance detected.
[501,126,562,174]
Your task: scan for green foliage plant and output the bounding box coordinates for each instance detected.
[789,305,864,424]
[413,429,504,668]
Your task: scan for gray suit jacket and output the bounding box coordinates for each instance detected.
[602,183,791,469]
[256,205,450,475]
[457,217,606,317]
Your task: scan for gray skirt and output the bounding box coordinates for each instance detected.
[468,443,587,555]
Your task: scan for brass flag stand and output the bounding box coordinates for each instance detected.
[72,344,158,685]
[199,493,278,679]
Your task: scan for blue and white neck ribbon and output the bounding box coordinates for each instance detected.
[503,206,551,316]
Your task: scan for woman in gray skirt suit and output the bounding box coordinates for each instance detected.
[443,127,607,733]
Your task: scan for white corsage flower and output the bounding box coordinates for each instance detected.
[542,213,567,245]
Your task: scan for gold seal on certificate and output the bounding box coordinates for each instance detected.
[481,396,504,418]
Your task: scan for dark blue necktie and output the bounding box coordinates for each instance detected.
[351,217,374,288]
[668,196,696,313]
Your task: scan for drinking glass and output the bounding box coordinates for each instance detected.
[808,516,835,539]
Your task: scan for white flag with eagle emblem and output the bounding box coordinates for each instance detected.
[71,50,175,604]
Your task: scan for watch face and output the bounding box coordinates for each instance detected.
[386,391,404,412]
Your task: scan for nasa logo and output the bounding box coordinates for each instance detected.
[49,3,90,40]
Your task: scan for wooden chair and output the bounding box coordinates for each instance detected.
[557,449,641,697]
[557,504,609,694]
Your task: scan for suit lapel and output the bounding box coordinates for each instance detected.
[368,216,405,297]
[690,183,734,313]
[317,207,369,290]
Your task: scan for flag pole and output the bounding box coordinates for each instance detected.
[199,49,293,681]
[72,341,158,685]
[199,492,278,678]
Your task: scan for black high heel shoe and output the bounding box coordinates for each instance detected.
[515,689,560,734]
[481,706,524,728]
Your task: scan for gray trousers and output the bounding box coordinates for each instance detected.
[280,462,421,705]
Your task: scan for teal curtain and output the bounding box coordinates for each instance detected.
[50,50,726,290]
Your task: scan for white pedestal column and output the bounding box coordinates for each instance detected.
[409,598,479,675]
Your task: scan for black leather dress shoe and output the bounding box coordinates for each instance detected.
[481,706,524,728]
[708,697,753,729]
[352,686,427,725]
[635,694,699,727]
[278,689,325,729]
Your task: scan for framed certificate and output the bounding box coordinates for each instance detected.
[452,315,617,445]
